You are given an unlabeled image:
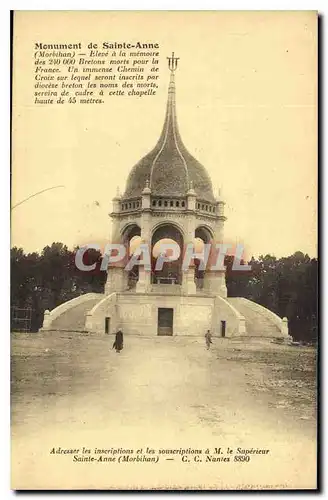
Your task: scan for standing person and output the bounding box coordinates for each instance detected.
[205,330,212,350]
[112,329,124,353]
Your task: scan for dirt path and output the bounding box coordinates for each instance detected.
[11,334,317,489]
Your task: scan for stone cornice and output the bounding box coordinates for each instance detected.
[110,210,224,221]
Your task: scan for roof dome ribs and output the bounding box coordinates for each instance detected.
[123,53,215,203]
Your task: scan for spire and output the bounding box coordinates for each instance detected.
[187,180,196,196]
[142,177,151,195]
[167,52,179,72]
[216,186,225,205]
[157,52,181,142]
[149,52,189,191]
[113,185,121,200]
[123,52,216,203]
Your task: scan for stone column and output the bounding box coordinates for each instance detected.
[186,181,196,211]
[203,237,227,297]
[203,189,227,297]
[182,184,197,295]
[105,190,128,295]
[110,188,122,244]
[42,309,51,330]
[136,266,151,293]
[182,265,197,295]
[136,181,152,293]
[282,317,291,338]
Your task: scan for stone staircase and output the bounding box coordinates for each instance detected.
[50,298,102,332]
[227,297,282,338]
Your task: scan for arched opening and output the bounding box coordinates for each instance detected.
[151,224,184,285]
[195,226,213,244]
[122,224,141,289]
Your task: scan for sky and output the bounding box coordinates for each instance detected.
[11,11,317,258]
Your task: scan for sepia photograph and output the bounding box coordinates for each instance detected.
[10,10,318,490]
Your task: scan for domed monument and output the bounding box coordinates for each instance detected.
[42,54,289,340]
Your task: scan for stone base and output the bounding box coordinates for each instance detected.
[105,267,128,294]
[204,271,227,297]
[181,268,196,295]
[136,269,151,293]
[87,291,244,337]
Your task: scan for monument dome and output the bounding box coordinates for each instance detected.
[124,67,215,203]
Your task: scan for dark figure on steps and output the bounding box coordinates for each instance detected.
[113,330,124,353]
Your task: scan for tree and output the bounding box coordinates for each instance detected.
[11,244,318,340]
[11,243,106,332]
[225,252,318,342]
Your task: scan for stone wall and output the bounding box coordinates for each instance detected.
[41,293,103,331]
[85,292,118,335]
[228,297,289,338]
[109,293,240,337]
[116,293,213,336]
[211,295,245,337]
[41,291,250,339]
[234,298,284,331]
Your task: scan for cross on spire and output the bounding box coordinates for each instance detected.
[167,52,179,72]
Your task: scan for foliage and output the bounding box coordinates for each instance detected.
[225,252,318,342]
[11,243,106,332]
[11,244,317,341]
